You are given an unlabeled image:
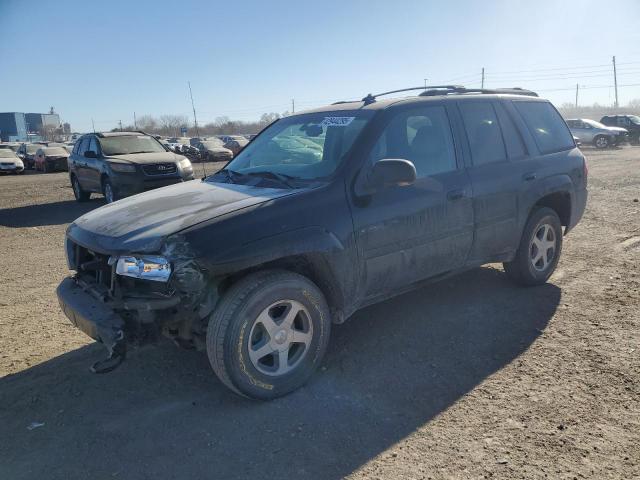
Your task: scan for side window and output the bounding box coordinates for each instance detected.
[618,117,629,127]
[513,101,575,154]
[88,137,99,155]
[459,102,507,165]
[77,137,88,156]
[494,102,527,159]
[369,105,457,177]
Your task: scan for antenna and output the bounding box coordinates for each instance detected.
[188,81,206,179]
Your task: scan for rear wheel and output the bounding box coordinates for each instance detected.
[503,207,563,286]
[102,178,117,203]
[594,135,610,149]
[206,270,331,400]
[71,175,91,202]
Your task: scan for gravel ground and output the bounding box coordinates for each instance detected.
[0,150,638,479]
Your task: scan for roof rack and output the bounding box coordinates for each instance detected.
[419,86,538,97]
[355,85,538,105]
[361,86,463,105]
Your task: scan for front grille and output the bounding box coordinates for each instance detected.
[1,162,13,166]
[68,240,114,297]
[142,163,177,176]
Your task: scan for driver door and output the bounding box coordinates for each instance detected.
[350,104,474,299]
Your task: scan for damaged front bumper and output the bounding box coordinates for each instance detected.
[57,277,127,373]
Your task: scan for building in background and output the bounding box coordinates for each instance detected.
[0,112,29,142]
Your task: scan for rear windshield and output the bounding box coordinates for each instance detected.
[26,144,40,154]
[99,135,166,156]
[514,101,575,154]
[202,139,224,147]
[43,147,68,156]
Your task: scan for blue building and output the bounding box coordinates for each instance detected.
[0,112,28,142]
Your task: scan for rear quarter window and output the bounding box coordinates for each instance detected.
[514,101,574,154]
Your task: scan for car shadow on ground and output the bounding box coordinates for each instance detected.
[0,267,560,480]
[0,199,102,228]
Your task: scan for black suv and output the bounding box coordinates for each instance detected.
[600,114,640,144]
[57,86,587,399]
[68,131,195,203]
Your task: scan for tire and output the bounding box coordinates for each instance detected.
[102,177,117,203]
[71,175,91,202]
[503,207,563,286]
[594,135,610,149]
[206,270,331,400]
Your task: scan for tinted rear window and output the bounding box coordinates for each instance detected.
[514,101,574,154]
[459,102,507,165]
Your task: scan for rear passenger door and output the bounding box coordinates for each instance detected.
[351,103,474,298]
[84,136,102,191]
[457,100,538,263]
[74,137,90,187]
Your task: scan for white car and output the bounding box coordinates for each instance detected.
[0,149,25,174]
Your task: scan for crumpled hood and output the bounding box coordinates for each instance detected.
[105,151,185,165]
[67,180,297,253]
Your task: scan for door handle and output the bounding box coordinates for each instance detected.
[523,172,537,181]
[447,189,465,201]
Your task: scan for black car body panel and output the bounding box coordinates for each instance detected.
[57,91,587,375]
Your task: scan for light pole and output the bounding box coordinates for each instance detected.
[424,78,428,89]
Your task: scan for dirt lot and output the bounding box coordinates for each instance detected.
[0,150,638,480]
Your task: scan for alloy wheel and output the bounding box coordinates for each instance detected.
[530,223,556,272]
[247,299,313,376]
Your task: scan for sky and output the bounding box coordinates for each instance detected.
[2,0,640,132]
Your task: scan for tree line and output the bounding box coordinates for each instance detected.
[112,112,288,137]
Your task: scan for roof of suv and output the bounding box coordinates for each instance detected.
[94,131,150,138]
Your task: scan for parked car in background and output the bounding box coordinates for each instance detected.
[0,149,24,174]
[222,135,249,155]
[0,142,21,152]
[68,131,195,203]
[63,143,75,154]
[196,138,234,161]
[34,146,70,172]
[17,143,43,169]
[565,118,627,148]
[600,115,640,144]
[57,87,587,399]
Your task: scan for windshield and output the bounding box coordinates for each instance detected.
[213,111,373,182]
[584,119,606,129]
[99,135,166,155]
[629,115,640,125]
[26,144,40,154]
[202,139,224,148]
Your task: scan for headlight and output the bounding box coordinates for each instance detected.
[109,162,136,173]
[15,159,24,167]
[179,158,192,169]
[114,255,171,282]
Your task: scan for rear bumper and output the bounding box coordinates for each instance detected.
[568,187,588,233]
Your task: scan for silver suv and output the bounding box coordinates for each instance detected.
[566,118,627,148]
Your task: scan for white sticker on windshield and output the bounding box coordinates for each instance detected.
[320,116,355,127]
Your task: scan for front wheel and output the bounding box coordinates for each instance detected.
[503,207,563,286]
[102,178,117,203]
[71,175,91,202]
[594,135,610,149]
[206,270,331,400]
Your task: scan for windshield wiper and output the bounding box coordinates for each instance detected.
[244,171,298,188]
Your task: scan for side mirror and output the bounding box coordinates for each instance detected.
[84,150,97,158]
[369,159,416,190]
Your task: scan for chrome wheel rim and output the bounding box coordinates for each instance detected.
[530,223,556,272]
[596,137,608,148]
[247,299,313,377]
[104,183,114,203]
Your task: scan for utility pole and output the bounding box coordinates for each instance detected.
[91,118,95,133]
[481,68,485,89]
[612,56,619,108]
[291,99,295,114]
[424,78,428,89]
[134,112,137,130]
[118,120,123,132]
[187,81,200,138]
[575,83,579,108]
